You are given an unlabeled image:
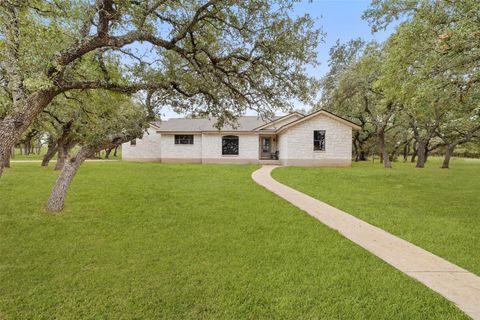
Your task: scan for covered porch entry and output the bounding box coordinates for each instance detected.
[258,134,279,162]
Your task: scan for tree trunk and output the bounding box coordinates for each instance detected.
[113,146,118,157]
[442,145,454,169]
[3,147,11,168]
[353,139,359,162]
[360,151,368,161]
[411,141,418,162]
[424,142,430,163]
[403,142,409,162]
[41,141,58,167]
[45,133,131,212]
[10,147,15,159]
[0,89,57,178]
[55,142,68,171]
[105,148,112,159]
[416,140,427,168]
[378,129,392,168]
[46,146,94,212]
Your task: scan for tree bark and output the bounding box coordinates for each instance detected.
[378,129,392,168]
[442,145,454,169]
[3,147,11,168]
[54,142,68,171]
[42,141,58,167]
[0,90,57,178]
[416,140,427,168]
[46,146,94,212]
[113,146,118,157]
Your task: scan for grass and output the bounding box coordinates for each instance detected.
[273,157,480,278]
[0,162,469,319]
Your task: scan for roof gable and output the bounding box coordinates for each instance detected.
[276,109,361,133]
[253,112,304,131]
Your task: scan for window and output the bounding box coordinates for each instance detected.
[130,139,136,146]
[174,135,194,145]
[313,130,325,151]
[222,135,239,155]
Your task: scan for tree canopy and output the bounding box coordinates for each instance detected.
[0,0,322,176]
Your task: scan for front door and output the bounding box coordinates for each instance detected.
[261,137,271,159]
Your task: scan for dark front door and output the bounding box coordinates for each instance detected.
[261,137,271,158]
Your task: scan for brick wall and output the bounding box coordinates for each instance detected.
[281,114,352,166]
[202,133,259,164]
[160,134,202,162]
[122,128,161,161]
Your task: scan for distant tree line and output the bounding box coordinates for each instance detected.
[319,0,480,169]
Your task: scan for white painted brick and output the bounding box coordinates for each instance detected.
[122,128,161,161]
[281,115,352,166]
[161,134,202,159]
[201,133,259,161]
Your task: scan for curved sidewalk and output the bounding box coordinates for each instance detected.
[252,165,480,319]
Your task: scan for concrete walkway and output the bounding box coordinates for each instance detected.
[252,165,480,319]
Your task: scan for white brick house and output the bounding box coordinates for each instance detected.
[122,109,361,166]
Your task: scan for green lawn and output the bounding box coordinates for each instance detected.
[0,162,468,319]
[273,157,480,278]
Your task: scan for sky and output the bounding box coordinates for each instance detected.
[162,0,398,119]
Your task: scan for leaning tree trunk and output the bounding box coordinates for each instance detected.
[416,140,427,168]
[46,146,93,212]
[41,142,58,167]
[378,129,392,168]
[45,133,132,212]
[0,89,57,178]
[442,145,455,169]
[55,142,68,171]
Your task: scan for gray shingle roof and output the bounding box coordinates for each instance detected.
[154,116,281,132]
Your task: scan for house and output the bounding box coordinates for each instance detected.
[122,109,361,166]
